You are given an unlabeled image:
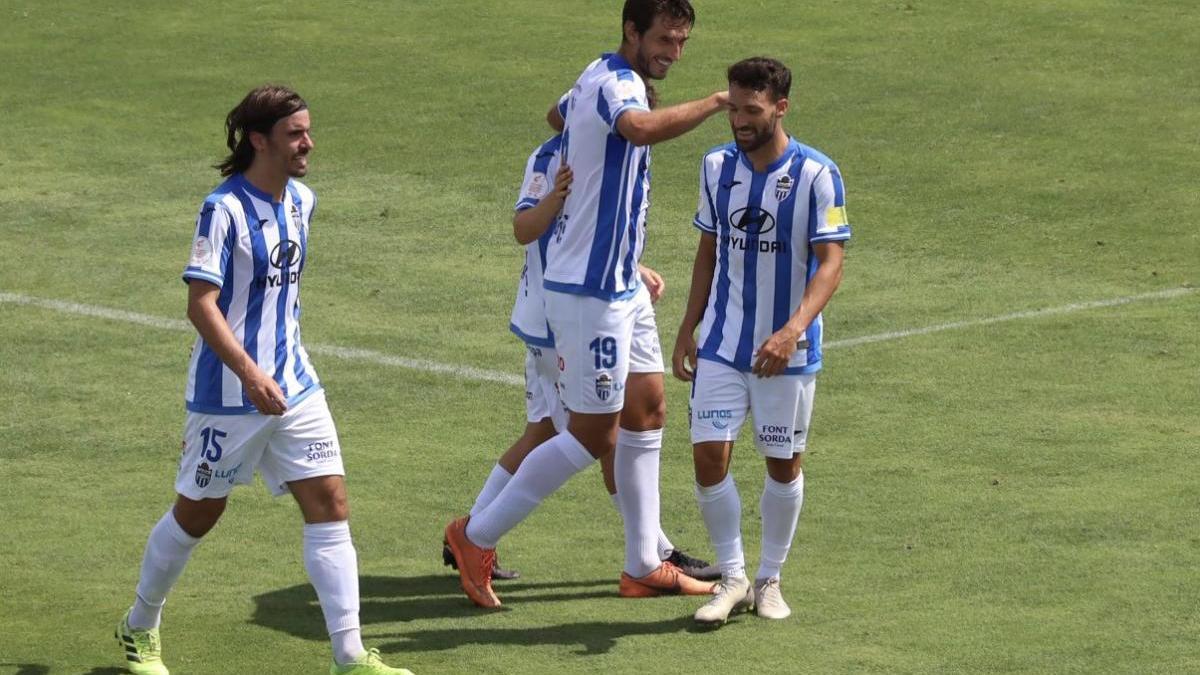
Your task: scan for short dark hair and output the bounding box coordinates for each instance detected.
[216,85,307,177]
[727,57,792,101]
[622,0,695,40]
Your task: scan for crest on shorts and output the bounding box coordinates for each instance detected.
[195,461,212,488]
[595,373,613,401]
[775,174,794,201]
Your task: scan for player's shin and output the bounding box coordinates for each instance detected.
[130,510,201,629]
[465,431,596,548]
[615,428,664,577]
[303,521,365,665]
[696,473,746,579]
[756,472,804,581]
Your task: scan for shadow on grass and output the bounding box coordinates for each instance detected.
[251,574,615,641]
[80,669,126,675]
[379,615,703,655]
[0,665,50,675]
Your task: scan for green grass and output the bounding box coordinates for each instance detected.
[1,0,1197,673]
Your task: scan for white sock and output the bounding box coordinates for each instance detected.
[129,510,201,630]
[657,529,675,561]
[466,432,595,548]
[303,521,364,666]
[696,474,745,579]
[469,464,513,517]
[612,489,674,561]
[615,428,663,578]
[757,472,804,581]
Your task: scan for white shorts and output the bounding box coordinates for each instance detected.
[629,284,665,375]
[523,344,567,432]
[544,285,665,414]
[175,389,345,499]
[689,359,816,459]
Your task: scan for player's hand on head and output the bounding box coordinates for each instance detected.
[243,367,287,415]
[671,332,698,382]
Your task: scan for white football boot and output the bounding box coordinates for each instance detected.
[693,574,754,625]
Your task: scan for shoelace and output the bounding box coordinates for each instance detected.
[132,627,161,655]
[363,648,383,664]
[480,549,497,580]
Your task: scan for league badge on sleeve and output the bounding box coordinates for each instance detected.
[528,172,549,200]
[775,174,794,201]
[190,237,213,266]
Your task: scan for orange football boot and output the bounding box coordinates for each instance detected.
[444,516,501,608]
[619,561,717,598]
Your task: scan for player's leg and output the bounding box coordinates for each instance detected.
[613,285,719,582]
[690,360,756,623]
[450,292,632,607]
[120,412,272,674]
[263,391,410,673]
[748,372,816,620]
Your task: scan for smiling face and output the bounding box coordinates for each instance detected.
[727,83,788,153]
[625,14,691,80]
[251,109,313,178]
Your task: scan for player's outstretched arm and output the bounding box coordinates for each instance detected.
[672,232,717,381]
[186,280,287,414]
[513,164,572,244]
[752,242,846,377]
[617,91,729,147]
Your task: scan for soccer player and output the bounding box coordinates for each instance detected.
[672,57,851,625]
[115,86,411,675]
[445,0,729,609]
[444,130,717,581]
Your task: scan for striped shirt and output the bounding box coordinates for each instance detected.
[694,139,852,374]
[182,174,320,413]
[510,135,562,348]
[545,52,652,301]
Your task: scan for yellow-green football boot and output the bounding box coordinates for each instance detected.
[116,609,169,675]
[331,648,414,675]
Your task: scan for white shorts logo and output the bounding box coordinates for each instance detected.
[190,237,213,266]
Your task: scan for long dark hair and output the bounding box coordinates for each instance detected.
[216,85,307,177]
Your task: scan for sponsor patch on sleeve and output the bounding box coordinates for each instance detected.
[190,236,213,266]
[824,206,848,228]
[613,78,640,103]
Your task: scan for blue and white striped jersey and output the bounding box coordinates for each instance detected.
[694,139,852,374]
[545,52,652,301]
[182,174,321,414]
[510,135,562,348]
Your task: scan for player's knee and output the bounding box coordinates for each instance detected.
[172,495,226,538]
[765,454,803,483]
[692,448,730,486]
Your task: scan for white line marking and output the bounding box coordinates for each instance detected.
[0,292,523,386]
[824,287,1195,349]
[2,287,1193,382]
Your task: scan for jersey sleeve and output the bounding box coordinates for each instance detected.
[556,90,570,120]
[515,148,551,212]
[693,158,718,234]
[182,201,235,287]
[809,165,852,244]
[598,70,650,135]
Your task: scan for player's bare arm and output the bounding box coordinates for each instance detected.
[186,279,287,415]
[638,263,665,303]
[671,232,717,382]
[752,241,845,378]
[616,91,728,147]
[513,164,573,244]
